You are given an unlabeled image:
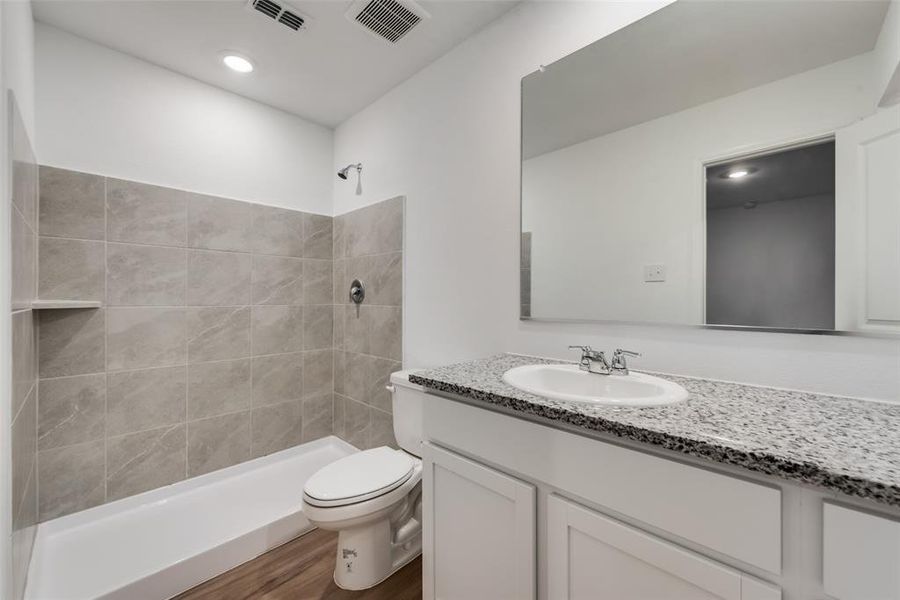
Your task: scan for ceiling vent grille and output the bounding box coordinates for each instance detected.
[248,0,309,32]
[347,0,430,44]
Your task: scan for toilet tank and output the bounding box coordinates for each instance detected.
[389,370,425,458]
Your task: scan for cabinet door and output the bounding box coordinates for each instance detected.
[824,503,900,600]
[547,494,780,600]
[422,442,536,600]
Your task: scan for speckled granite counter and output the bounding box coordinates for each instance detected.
[409,353,900,507]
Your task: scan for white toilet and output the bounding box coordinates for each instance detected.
[302,370,424,590]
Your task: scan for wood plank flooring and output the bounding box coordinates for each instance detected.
[175,529,422,600]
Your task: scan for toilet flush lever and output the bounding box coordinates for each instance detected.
[385,384,395,393]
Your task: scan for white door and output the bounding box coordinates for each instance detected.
[835,104,900,332]
[547,494,780,600]
[422,442,536,600]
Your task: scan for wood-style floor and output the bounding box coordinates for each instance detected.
[175,529,422,600]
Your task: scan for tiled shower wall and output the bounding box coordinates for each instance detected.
[333,197,403,449]
[35,166,336,521]
[9,93,39,600]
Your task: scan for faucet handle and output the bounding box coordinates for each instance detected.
[610,349,641,374]
[568,345,593,353]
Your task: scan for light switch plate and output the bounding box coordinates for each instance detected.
[644,264,666,282]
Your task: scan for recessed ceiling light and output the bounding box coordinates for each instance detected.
[223,54,254,73]
[717,166,758,180]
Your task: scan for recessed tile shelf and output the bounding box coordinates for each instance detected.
[31,300,103,310]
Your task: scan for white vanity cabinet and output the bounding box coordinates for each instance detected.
[823,503,900,599]
[547,494,780,600]
[422,443,536,600]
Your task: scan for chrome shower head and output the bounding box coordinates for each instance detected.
[337,163,363,195]
[337,163,361,180]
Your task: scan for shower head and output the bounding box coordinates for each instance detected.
[337,163,363,195]
[337,163,362,180]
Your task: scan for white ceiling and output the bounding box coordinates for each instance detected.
[33,0,518,128]
[522,0,891,158]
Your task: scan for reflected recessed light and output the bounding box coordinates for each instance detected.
[717,166,758,180]
[223,54,254,73]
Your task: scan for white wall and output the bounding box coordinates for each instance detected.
[1,2,35,597]
[333,0,900,401]
[35,24,333,214]
[875,0,900,106]
[522,52,873,324]
[707,193,835,329]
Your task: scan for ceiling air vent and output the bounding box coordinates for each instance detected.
[347,0,430,44]
[248,0,310,32]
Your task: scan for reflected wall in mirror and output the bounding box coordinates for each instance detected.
[521,0,900,334]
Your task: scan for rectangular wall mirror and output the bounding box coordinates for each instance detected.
[520,0,900,335]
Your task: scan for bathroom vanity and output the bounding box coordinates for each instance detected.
[408,354,900,600]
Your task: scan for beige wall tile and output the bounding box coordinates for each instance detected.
[11,209,35,310]
[38,237,105,302]
[11,388,36,525]
[333,259,347,305]
[303,349,333,400]
[332,215,346,260]
[251,255,303,305]
[302,394,334,443]
[38,167,105,240]
[251,353,303,407]
[342,351,367,403]
[12,310,36,416]
[187,307,250,363]
[39,309,105,378]
[369,306,402,361]
[303,305,333,351]
[107,308,186,371]
[340,395,370,449]
[107,178,187,246]
[303,259,332,305]
[106,424,186,501]
[367,356,401,413]
[303,214,333,259]
[343,305,371,355]
[187,195,253,252]
[107,243,186,306]
[370,408,397,450]
[333,350,346,396]
[365,252,402,306]
[106,366,186,436]
[188,412,251,477]
[188,359,251,420]
[187,249,251,306]
[37,374,106,450]
[38,440,105,521]
[251,306,304,355]
[344,196,403,257]
[251,401,302,458]
[251,204,304,257]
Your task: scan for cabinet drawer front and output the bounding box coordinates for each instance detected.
[824,503,900,600]
[424,394,782,573]
[548,495,781,600]
[423,443,536,600]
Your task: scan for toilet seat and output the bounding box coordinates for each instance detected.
[304,447,414,508]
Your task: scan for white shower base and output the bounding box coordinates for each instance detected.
[25,436,357,600]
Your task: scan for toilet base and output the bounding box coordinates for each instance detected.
[332,517,422,590]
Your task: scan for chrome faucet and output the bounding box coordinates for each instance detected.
[568,345,611,375]
[569,346,641,375]
[610,349,642,375]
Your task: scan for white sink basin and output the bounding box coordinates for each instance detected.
[502,364,688,408]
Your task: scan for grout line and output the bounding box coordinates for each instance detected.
[103,174,109,503]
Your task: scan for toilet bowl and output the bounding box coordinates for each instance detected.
[301,370,425,590]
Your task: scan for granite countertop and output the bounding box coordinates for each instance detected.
[409,353,900,507]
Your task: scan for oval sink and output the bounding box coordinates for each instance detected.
[502,364,688,408]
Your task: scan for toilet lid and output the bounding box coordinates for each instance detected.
[304,447,414,505]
